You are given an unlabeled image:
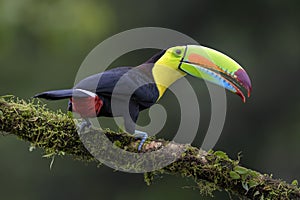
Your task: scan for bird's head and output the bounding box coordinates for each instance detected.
[154,45,252,102]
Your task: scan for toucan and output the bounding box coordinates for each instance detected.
[34,45,252,151]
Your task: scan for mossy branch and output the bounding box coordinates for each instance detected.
[0,96,299,200]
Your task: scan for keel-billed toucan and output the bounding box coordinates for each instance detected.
[34,45,252,151]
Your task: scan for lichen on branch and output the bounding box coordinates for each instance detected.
[0,96,299,200]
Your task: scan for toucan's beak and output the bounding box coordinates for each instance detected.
[179,45,252,102]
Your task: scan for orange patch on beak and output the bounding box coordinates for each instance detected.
[188,53,220,71]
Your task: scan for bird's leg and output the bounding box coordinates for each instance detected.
[123,103,148,151]
[77,118,92,134]
[133,130,148,151]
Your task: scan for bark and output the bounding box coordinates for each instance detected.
[0,96,299,200]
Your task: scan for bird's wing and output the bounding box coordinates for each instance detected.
[74,66,158,105]
[74,67,132,96]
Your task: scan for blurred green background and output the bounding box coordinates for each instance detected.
[0,0,300,199]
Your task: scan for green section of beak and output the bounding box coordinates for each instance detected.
[179,45,252,102]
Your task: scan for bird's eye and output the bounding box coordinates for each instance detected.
[174,49,182,56]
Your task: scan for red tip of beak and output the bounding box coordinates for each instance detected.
[236,89,246,103]
[235,69,252,98]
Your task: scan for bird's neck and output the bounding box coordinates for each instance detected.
[152,63,186,100]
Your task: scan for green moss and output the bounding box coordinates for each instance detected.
[144,172,154,186]
[292,180,298,186]
[196,180,219,197]
[1,96,300,199]
[229,171,241,180]
[113,140,122,148]
[0,96,96,161]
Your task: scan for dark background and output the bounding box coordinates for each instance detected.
[0,0,299,199]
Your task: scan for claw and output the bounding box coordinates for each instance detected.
[133,130,148,151]
[77,118,92,134]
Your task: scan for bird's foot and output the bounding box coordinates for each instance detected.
[133,130,148,151]
[77,119,92,134]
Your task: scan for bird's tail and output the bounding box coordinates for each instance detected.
[33,89,73,100]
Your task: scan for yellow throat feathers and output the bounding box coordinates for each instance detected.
[152,63,186,100]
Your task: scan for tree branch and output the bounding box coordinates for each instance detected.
[0,96,299,200]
